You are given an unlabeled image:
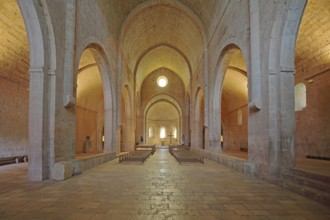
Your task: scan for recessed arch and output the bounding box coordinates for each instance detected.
[210,44,248,153]
[75,42,115,153]
[145,100,181,146]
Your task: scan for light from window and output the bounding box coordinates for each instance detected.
[157,76,168,87]
[160,127,166,138]
[148,127,153,138]
[173,127,177,139]
[295,83,306,111]
[237,108,242,125]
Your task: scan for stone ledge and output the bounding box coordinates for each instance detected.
[53,161,73,181]
[72,152,116,175]
[191,149,256,177]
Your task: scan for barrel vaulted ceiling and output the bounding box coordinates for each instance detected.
[1,0,329,98]
[295,0,330,78]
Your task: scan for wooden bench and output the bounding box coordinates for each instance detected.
[134,145,156,155]
[0,155,28,166]
[169,148,204,164]
[240,147,248,152]
[119,150,153,164]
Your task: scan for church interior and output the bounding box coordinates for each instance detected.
[0,0,329,218]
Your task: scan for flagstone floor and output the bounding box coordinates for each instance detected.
[0,149,329,220]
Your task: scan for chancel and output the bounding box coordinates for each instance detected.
[0,0,329,218]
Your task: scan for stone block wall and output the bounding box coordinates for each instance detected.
[0,79,28,158]
[76,106,97,153]
[0,0,29,158]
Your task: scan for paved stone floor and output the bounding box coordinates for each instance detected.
[0,149,329,220]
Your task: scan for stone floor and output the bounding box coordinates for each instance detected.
[0,149,329,220]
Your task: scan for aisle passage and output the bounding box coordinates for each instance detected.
[0,149,329,220]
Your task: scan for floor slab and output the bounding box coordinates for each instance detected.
[0,149,329,220]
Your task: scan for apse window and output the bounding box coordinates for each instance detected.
[148,127,153,138]
[157,76,168,87]
[172,127,177,139]
[295,83,306,111]
[160,127,166,138]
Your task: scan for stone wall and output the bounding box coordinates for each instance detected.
[76,106,97,153]
[0,79,28,158]
[294,0,330,158]
[0,0,29,158]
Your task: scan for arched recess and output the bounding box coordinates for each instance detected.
[268,0,306,175]
[193,88,204,149]
[18,0,56,181]
[211,44,249,154]
[221,50,248,155]
[145,101,180,146]
[75,43,114,153]
[76,49,103,154]
[143,95,182,145]
[121,85,133,152]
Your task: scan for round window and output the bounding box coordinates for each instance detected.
[157,76,168,87]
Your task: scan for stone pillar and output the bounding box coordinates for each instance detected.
[28,68,48,181]
[249,0,262,110]
[279,69,295,171]
[103,108,113,153]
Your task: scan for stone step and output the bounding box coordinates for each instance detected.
[281,172,330,194]
[290,168,330,183]
[269,177,330,206]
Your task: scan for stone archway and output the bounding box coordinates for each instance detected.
[75,44,115,154]
[18,0,56,181]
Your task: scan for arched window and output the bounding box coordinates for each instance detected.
[160,127,166,138]
[237,108,242,125]
[148,127,153,138]
[295,83,306,111]
[172,127,177,139]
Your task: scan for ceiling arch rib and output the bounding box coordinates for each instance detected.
[121,3,204,81]
[136,45,190,90]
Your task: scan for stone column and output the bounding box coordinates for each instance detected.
[279,68,295,171]
[28,68,48,181]
[103,108,113,153]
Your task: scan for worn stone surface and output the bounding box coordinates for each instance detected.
[1,149,330,219]
[52,162,73,181]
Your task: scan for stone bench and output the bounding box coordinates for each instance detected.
[170,149,204,164]
[134,145,156,155]
[119,150,153,164]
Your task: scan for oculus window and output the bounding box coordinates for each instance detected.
[157,76,168,87]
